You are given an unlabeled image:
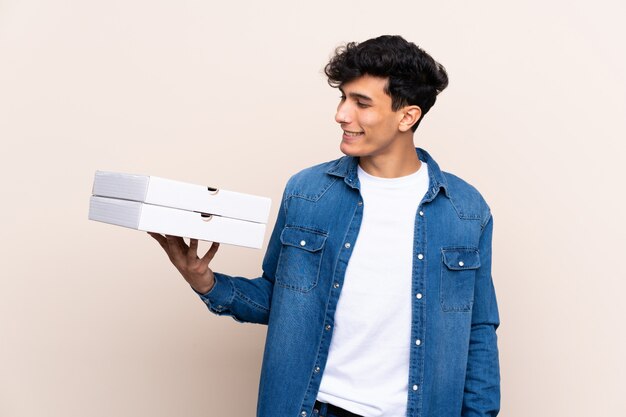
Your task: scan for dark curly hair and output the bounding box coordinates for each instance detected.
[325,35,449,131]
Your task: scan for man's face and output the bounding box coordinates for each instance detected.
[335,74,407,159]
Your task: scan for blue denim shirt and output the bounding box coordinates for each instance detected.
[199,148,500,417]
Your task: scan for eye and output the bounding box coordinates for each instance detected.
[357,102,370,108]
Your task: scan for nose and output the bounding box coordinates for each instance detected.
[335,101,351,124]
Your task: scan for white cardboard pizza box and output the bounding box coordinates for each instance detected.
[91,171,271,224]
[89,196,267,249]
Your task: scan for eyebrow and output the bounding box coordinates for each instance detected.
[339,87,373,102]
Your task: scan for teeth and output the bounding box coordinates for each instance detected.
[344,131,363,137]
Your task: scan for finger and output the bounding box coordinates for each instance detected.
[200,242,220,268]
[166,235,187,263]
[188,239,199,261]
[148,232,169,252]
[166,235,187,251]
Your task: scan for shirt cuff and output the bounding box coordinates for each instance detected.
[195,272,235,313]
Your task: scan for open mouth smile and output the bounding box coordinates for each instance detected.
[343,130,364,137]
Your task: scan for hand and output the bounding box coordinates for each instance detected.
[148,233,220,294]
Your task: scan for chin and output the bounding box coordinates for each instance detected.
[339,142,364,157]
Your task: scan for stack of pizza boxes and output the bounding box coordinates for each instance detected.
[89,171,271,249]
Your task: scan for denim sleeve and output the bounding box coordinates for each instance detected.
[195,188,287,325]
[462,214,501,416]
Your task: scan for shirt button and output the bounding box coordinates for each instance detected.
[458,261,464,267]
[344,242,351,249]
[416,293,423,299]
[325,324,331,331]
[301,411,307,417]
[314,366,320,373]
[419,210,424,216]
[300,240,306,246]
[417,253,424,260]
[413,384,419,391]
[415,339,422,346]
[358,201,363,206]
[333,282,340,288]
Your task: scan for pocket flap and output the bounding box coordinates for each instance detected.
[280,227,327,253]
[442,247,481,270]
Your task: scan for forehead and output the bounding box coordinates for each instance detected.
[340,74,390,100]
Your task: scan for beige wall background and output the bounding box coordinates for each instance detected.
[1,0,625,416]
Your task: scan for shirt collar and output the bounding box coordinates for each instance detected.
[326,147,450,198]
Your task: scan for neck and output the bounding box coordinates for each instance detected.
[358,137,421,178]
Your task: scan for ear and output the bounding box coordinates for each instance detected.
[398,105,422,132]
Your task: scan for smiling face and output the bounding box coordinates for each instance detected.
[335,75,420,164]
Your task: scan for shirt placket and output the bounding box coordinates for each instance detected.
[299,186,363,417]
[407,202,428,417]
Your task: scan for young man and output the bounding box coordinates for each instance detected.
[150,35,500,417]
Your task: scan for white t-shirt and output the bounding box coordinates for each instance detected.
[316,162,429,417]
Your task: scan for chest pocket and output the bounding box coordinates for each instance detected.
[440,247,480,312]
[275,226,327,292]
